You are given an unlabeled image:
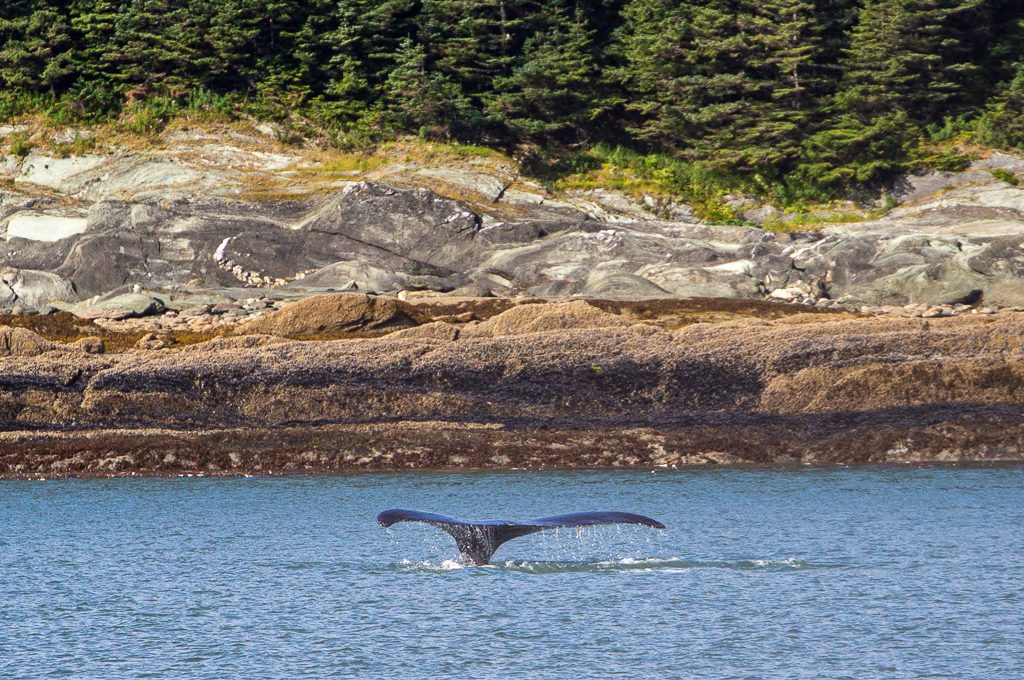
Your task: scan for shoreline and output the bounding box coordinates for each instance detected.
[4,296,1024,478]
[3,407,1023,479]
[4,454,1023,482]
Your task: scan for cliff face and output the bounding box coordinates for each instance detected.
[3,299,1023,477]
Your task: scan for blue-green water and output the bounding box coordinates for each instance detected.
[1,467,1022,678]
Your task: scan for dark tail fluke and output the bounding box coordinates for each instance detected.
[377,509,665,565]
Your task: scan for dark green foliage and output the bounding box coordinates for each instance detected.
[1,0,1024,201]
[487,4,602,144]
[975,65,1024,152]
[797,0,990,193]
[380,38,478,139]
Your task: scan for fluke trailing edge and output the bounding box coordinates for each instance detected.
[377,509,666,565]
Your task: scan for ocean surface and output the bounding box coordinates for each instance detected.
[1,466,1022,678]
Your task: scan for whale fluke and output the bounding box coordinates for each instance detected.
[377,509,665,565]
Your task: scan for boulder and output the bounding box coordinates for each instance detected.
[72,294,166,320]
[300,183,484,271]
[70,336,105,354]
[461,300,630,338]
[0,326,51,356]
[135,332,176,350]
[0,268,78,309]
[234,293,416,337]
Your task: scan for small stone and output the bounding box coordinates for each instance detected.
[922,306,951,318]
[72,336,105,354]
[135,332,176,350]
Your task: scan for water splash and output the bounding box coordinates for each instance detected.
[389,556,837,574]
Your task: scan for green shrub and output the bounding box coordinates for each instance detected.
[9,132,33,158]
[990,168,1019,186]
[119,96,178,136]
[927,115,974,142]
[185,88,238,122]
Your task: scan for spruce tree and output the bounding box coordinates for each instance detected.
[617,0,821,171]
[69,0,123,86]
[0,3,75,94]
[380,38,478,139]
[798,0,985,189]
[419,0,543,108]
[975,65,1024,151]
[487,3,601,145]
[314,0,416,125]
[110,0,208,93]
[613,0,702,151]
[735,0,823,169]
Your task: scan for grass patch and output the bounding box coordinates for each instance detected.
[9,132,33,158]
[762,211,868,233]
[534,144,765,224]
[990,168,1019,186]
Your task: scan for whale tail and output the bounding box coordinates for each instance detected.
[377,509,665,565]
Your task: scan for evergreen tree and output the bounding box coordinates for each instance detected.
[613,0,702,151]
[380,38,478,138]
[0,0,1020,197]
[799,0,986,189]
[0,3,75,94]
[419,0,542,105]
[488,3,601,145]
[975,65,1024,151]
[314,0,416,125]
[736,0,823,168]
[110,0,209,93]
[69,0,123,86]
[617,0,821,170]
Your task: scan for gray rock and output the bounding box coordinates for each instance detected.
[413,167,510,202]
[0,268,78,309]
[71,293,166,320]
[891,169,994,204]
[10,141,1024,312]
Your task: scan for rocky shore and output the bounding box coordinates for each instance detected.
[2,294,1024,477]
[3,126,1024,477]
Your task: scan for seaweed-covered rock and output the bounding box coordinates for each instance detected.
[234,293,415,336]
[0,326,50,356]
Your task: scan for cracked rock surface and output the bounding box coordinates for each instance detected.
[4,135,1024,311]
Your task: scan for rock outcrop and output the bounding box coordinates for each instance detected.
[3,130,1024,476]
[0,326,50,356]
[234,293,415,336]
[2,303,1023,476]
[4,130,1024,312]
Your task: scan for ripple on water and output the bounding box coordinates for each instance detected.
[1,467,1022,679]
